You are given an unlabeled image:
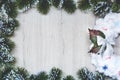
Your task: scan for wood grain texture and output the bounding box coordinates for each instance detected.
[12,7,96,76]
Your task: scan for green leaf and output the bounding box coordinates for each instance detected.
[89,45,102,53]
[89,29,105,39]
[98,30,106,39]
[90,35,98,46]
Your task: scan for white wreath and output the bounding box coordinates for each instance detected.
[90,13,120,80]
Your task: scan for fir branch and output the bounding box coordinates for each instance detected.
[5,38,15,52]
[29,74,37,80]
[0,0,6,8]
[3,1,18,18]
[93,0,112,17]
[77,68,106,80]
[52,0,61,8]
[35,71,48,80]
[17,67,29,79]
[37,0,51,14]
[0,54,16,69]
[77,68,94,80]
[0,35,15,65]
[78,0,91,11]
[0,19,19,37]
[16,0,37,10]
[112,2,120,12]
[63,75,75,80]
[90,0,106,6]
[49,67,62,80]
[94,72,106,80]
[63,0,76,14]
[16,0,28,9]
[1,67,29,80]
[89,0,112,7]
[0,35,15,53]
[1,66,13,78]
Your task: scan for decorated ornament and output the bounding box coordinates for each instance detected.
[89,13,120,80]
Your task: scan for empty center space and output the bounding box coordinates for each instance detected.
[12,8,95,75]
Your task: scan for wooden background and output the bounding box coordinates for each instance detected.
[12,7,96,76]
